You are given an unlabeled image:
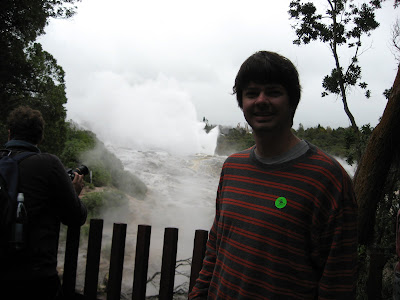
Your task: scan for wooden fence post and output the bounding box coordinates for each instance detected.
[132,224,152,300]
[107,223,127,300]
[61,223,208,300]
[84,219,104,300]
[189,229,208,294]
[62,225,81,297]
[159,227,179,300]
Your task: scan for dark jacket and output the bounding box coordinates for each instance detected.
[0,140,87,280]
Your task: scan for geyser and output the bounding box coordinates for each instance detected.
[67,72,220,156]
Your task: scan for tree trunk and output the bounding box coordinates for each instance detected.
[354,65,400,245]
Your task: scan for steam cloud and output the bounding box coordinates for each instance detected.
[67,72,219,155]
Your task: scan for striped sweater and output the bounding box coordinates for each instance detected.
[189,144,357,299]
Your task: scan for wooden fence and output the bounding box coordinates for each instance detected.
[61,219,208,300]
[61,219,390,299]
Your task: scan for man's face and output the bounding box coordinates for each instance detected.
[242,82,294,134]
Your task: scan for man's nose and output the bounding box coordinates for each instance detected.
[255,92,269,105]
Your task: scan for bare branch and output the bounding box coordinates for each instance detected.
[391,18,400,61]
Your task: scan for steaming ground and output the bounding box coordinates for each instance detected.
[58,146,226,298]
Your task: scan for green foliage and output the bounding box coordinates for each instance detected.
[90,162,113,187]
[61,122,97,166]
[61,122,148,199]
[288,0,382,132]
[110,169,148,199]
[345,124,373,165]
[214,123,370,160]
[215,127,255,156]
[0,42,69,155]
[0,0,80,154]
[22,43,68,156]
[81,189,129,220]
[293,123,375,165]
[294,124,349,157]
[384,87,392,99]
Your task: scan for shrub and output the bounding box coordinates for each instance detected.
[82,189,129,220]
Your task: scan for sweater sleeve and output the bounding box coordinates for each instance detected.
[188,217,218,299]
[317,173,358,299]
[188,177,222,299]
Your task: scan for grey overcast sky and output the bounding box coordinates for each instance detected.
[38,0,399,153]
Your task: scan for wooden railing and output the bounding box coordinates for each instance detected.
[61,219,208,300]
[61,219,389,299]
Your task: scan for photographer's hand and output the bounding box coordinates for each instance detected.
[72,172,85,195]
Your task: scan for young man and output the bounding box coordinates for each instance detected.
[189,51,357,299]
[0,106,87,300]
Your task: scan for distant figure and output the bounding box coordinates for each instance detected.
[0,106,87,300]
[189,51,357,299]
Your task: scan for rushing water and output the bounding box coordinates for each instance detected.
[59,145,226,298]
[118,147,226,296]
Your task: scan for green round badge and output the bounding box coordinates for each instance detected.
[275,197,287,209]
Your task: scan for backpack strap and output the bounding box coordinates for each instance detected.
[0,150,37,201]
[0,149,37,161]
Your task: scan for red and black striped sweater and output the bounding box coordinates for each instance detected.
[189,143,357,299]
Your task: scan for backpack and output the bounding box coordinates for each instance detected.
[0,150,36,253]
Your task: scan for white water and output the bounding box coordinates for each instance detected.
[111,147,225,296]
[62,143,225,298]
[57,71,225,297]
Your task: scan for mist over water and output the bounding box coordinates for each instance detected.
[68,72,219,156]
[81,146,223,297]
[65,73,223,296]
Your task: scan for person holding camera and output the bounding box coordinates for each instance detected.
[0,106,87,300]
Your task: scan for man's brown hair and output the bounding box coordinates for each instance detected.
[7,106,45,145]
[233,51,301,112]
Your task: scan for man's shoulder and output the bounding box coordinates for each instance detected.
[20,151,59,161]
[16,151,64,170]
[225,146,254,162]
[305,142,352,179]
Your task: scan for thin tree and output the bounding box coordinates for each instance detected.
[289,0,400,246]
[288,0,382,159]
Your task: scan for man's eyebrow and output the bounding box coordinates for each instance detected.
[244,84,282,90]
[265,84,283,88]
[244,85,261,90]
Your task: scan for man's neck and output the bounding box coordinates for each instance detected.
[253,129,300,158]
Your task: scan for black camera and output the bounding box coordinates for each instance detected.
[67,165,90,181]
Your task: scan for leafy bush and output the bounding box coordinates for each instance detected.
[82,189,129,220]
[60,121,147,198]
[90,162,112,187]
[111,169,147,199]
[216,127,255,155]
[81,192,103,219]
[61,121,97,167]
